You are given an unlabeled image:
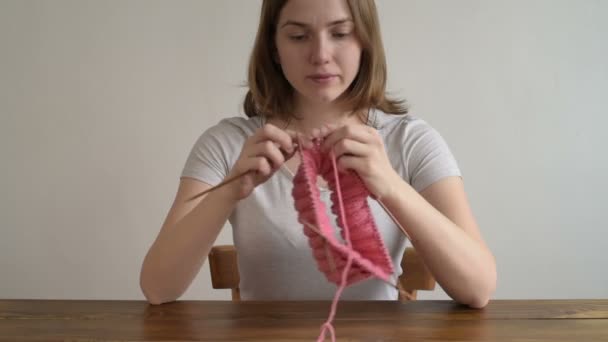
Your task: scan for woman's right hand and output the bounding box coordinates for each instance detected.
[223,123,298,201]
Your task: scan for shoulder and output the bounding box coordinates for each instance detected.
[182,115,263,182]
[193,115,262,148]
[188,115,263,160]
[371,108,439,144]
[203,115,263,138]
[371,108,460,191]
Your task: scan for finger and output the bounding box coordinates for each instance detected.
[250,156,272,177]
[297,132,314,149]
[336,155,363,174]
[285,129,299,145]
[319,125,329,138]
[332,138,368,159]
[321,125,372,151]
[252,123,296,154]
[249,141,285,169]
[282,130,300,159]
[318,123,340,144]
[241,172,256,190]
[320,123,338,138]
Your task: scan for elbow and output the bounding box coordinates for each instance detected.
[140,275,163,305]
[460,285,492,309]
[467,294,490,309]
[140,280,174,305]
[140,267,175,305]
[144,295,164,306]
[466,269,497,309]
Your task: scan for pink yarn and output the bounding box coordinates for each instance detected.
[291,138,394,341]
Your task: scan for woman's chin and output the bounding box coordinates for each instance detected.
[305,90,343,104]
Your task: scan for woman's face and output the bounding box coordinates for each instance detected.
[275,0,362,107]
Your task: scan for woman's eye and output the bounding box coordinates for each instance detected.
[332,32,350,39]
[289,35,307,41]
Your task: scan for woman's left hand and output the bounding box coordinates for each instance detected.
[318,123,401,200]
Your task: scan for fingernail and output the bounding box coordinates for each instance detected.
[320,126,328,137]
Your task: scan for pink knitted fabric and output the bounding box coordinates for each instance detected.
[291,138,394,341]
[292,139,394,285]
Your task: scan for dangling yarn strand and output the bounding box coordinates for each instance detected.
[316,150,354,342]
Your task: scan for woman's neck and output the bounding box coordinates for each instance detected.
[278,100,368,136]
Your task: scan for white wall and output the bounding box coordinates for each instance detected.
[1,0,606,301]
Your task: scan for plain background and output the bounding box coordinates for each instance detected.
[1,0,607,301]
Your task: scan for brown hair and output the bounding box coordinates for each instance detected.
[243,0,408,122]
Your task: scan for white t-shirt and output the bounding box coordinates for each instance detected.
[181,108,461,300]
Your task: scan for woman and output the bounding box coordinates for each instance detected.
[140,0,496,308]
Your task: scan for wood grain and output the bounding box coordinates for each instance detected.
[1,300,607,341]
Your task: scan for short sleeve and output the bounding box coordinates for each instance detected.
[181,117,255,185]
[403,120,462,192]
[181,126,229,186]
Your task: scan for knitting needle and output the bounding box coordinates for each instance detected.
[375,199,412,241]
[186,152,412,245]
[186,143,302,202]
[186,169,252,202]
[187,132,320,202]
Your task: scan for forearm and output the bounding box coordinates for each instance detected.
[382,175,496,308]
[140,187,237,304]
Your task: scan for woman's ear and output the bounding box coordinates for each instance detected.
[273,48,281,65]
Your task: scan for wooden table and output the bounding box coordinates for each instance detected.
[1,299,607,341]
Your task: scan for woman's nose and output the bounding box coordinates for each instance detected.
[309,35,331,65]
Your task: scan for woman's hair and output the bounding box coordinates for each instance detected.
[243,0,408,122]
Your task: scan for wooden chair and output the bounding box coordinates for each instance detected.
[208,245,435,301]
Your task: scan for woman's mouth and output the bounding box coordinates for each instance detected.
[309,74,337,85]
